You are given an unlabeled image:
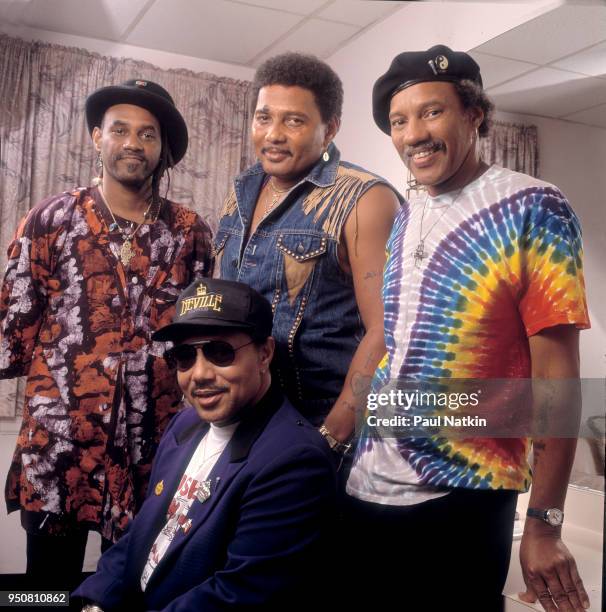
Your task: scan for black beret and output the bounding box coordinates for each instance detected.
[372,45,483,135]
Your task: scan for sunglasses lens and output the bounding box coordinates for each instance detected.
[165,341,238,370]
[203,341,236,367]
[170,344,198,371]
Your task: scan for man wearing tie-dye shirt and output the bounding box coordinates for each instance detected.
[345,46,590,611]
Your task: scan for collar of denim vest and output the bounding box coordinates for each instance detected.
[238,141,341,189]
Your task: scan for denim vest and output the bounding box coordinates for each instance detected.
[215,144,399,423]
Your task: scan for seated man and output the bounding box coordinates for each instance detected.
[74,279,336,611]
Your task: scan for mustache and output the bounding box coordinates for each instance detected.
[192,386,228,394]
[404,140,445,158]
[117,153,146,162]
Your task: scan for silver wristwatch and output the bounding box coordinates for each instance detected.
[526,507,564,527]
[318,425,351,455]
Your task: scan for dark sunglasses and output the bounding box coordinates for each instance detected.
[164,339,255,370]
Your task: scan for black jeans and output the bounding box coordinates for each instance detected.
[341,488,518,611]
[26,531,113,610]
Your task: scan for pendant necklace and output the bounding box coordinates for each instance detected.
[265,178,294,216]
[99,187,160,267]
[413,187,464,268]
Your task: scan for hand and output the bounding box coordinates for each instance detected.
[519,529,590,611]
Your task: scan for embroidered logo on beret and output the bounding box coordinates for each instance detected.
[435,55,449,72]
[135,80,148,88]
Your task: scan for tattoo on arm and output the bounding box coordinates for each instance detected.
[351,371,372,397]
[340,400,357,414]
[533,441,546,463]
[363,271,380,280]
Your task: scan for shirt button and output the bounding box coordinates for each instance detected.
[132,276,138,284]
[297,244,305,253]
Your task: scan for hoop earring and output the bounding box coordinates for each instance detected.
[322,150,330,162]
[475,127,484,162]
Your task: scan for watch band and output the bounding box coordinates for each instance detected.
[318,425,351,455]
[526,507,564,526]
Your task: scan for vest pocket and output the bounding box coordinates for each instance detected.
[276,233,328,306]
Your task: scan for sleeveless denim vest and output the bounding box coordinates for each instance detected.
[215,144,399,423]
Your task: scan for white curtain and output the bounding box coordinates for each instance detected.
[481,119,539,177]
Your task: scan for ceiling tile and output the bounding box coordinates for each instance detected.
[474,4,606,65]
[126,0,303,65]
[552,41,606,79]
[15,0,150,40]
[488,67,606,119]
[470,51,537,89]
[229,0,328,15]
[563,103,606,129]
[252,17,358,66]
[317,0,403,27]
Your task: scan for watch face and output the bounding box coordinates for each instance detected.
[545,508,564,526]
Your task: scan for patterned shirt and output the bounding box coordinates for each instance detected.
[347,165,590,504]
[0,186,213,540]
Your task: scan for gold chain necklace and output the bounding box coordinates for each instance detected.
[99,187,158,267]
[265,178,294,216]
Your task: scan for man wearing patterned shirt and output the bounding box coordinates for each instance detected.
[0,79,213,594]
[346,46,591,611]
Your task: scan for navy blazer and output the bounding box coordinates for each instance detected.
[74,386,337,611]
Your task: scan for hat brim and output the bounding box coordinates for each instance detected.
[152,319,256,343]
[85,85,188,165]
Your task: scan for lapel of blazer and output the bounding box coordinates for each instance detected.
[145,385,284,589]
[127,417,208,583]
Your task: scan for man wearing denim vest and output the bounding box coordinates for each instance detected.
[215,53,401,458]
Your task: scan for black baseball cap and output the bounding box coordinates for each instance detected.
[373,45,483,135]
[85,79,188,165]
[152,279,273,343]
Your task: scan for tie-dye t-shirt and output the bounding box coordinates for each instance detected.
[346,165,590,505]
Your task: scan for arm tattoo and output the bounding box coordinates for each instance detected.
[532,441,546,462]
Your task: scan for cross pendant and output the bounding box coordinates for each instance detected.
[413,240,427,267]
